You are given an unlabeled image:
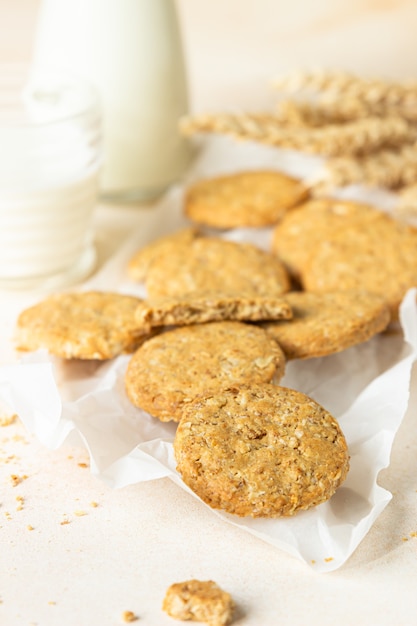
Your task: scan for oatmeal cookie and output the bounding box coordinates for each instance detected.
[15,291,150,360]
[271,198,381,279]
[263,290,390,359]
[184,170,309,228]
[125,321,285,422]
[272,198,417,318]
[127,226,199,282]
[162,579,235,626]
[145,236,290,299]
[134,290,293,328]
[302,217,417,320]
[174,384,349,518]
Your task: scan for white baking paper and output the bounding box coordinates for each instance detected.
[1,136,416,573]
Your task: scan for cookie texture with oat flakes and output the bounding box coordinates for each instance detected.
[272,198,417,318]
[301,217,417,320]
[134,290,293,328]
[145,236,290,299]
[127,226,199,282]
[125,321,285,422]
[271,198,381,279]
[15,291,150,360]
[174,384,349,518]
[262,290,390,359]
[162,579,235,626]
[184,170,309,228]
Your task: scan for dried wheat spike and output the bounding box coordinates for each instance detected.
[274,69,417,122]
[181,112,416,156]
[319,142,417,190]
[277,97,417,125]
[273,68,360,94]
[180,113,288,139]
[276,99,372,126]
[273,69,417,105]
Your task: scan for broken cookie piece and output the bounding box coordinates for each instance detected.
[162,579,235,626]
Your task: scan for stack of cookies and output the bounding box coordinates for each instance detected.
[18,166,416,521]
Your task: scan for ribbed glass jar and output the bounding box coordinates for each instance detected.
[0,65,101,290]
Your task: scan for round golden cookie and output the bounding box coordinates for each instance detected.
[263,290,391,359]
[271,198,381,279]
[174,384,349,518]
[15,291,149,360]
[184,170,309,228]
[127,227,199,282]
[145,236,290,299]
[300,213,417,319]
[125,321,286,422]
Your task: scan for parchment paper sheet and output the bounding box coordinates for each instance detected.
[1,137,416,573]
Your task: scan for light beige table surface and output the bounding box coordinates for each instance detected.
[1,2,417,625]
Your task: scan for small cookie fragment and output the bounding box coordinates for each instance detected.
[263,290,390,359]
[0,413,17,427]
[185,170,309,228]
[145,236,290,299]
[134,291,293,328]
[127,227,199,282]
[122,610,139,622]
[162,579,235,626]
[15,291,150,360]
[125,322,286,422]
[174,384,349,517]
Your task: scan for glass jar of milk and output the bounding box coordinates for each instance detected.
[34,0,192,202]
[0,65,101,290]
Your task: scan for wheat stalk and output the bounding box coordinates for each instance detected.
[317,142,417,190]
[276,97,417,125]
[274,70,417,123]
[181,112,416,157]
[273,69,417,105]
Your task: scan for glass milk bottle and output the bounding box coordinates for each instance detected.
[33,0,192,202]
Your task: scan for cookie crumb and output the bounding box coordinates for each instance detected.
[401,537,409,542]
[324,557,334,562]
[0,453,18,464]
[12,434,27,443]
[90,501,98,508]
[27,525,34,531]
[122,610,139,622]
[16,495,24,511]
[74,510,87,517]
[0,414,17,427]
[78,462,89,468]
[60,519,70,526]
[9,474,28,487]
[162,579,235,626]
[410,532,417,538]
